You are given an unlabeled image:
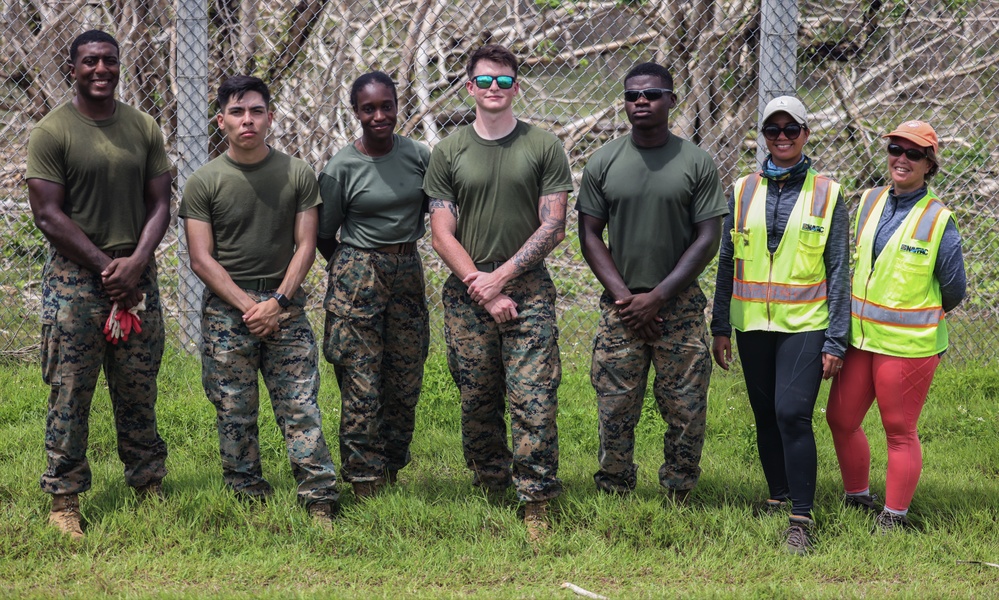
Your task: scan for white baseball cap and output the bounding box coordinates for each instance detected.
[761,96,808,128]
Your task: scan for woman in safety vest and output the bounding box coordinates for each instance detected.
[711,96,850,555]
[826,120,966,533]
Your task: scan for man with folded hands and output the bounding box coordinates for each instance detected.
[180,75,339,524]
[27,29,172,538]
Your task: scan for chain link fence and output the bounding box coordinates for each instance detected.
[2,0,997,364]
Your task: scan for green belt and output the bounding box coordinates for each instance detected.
[232,278,282,291]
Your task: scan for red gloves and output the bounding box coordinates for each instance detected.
[103,294,147,344]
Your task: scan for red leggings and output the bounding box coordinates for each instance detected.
[826,347,940,512]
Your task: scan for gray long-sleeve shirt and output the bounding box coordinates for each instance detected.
[711,166,851,358]
[872,186,966,312]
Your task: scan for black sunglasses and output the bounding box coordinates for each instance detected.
[761,123,804,141]
[623,88,672,102]
[887,143,928,161]
[472,75,515,89]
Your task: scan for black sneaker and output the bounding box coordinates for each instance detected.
[753,498,789,517]
[784,516,814,555]
[844,492,881,514]
[872,509,909,534]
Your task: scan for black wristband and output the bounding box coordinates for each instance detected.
[272,293,291,308]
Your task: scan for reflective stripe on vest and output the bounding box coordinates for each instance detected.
[734,280,828,304]
[850,297,943,328]
[732,174,832,285]
[850,189,950,357]
[729,170,837,332]
[854,186,889,247]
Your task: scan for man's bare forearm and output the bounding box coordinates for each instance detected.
[508,191,567,276]
[278,209,319,299]
[133,171,173,268]
[429,197,477,280]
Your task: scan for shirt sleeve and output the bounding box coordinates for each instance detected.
[415,142,432,213]
[936,217,967,312]
[539,135,573,195]
[822,189,851,358]
[710,191,737,338]
[178,171,211,223]
[317,170,346,241]
[25,126,66,185]
[691,153,729,223]
[143,117,172,180]
[574,162,608,220]
[295,161,321,212]
[422,143,455,202]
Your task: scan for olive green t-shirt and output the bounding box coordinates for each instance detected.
[423,121,573,263]
[179,148,320,281]
[576,134,728,291]
[317,135,431,247]
[25,101,172,251]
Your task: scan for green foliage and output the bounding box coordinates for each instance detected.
[886,0,910,19]
[2,212,48,264]
[536,39,558,58]
[1,350,997,597]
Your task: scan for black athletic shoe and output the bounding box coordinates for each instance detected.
[844,492,881,514]
[753,498,789,517]
[784,516,814,555]
[872,509,909,534]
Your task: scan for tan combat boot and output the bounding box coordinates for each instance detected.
[352,480,383,501]
[135,481,164,502]
[49,494,83,539]
[524,500,549,541]
[307,501,339,530]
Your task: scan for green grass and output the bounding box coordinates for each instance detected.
[1,346,997,598]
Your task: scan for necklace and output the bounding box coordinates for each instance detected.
[357,135,392,157]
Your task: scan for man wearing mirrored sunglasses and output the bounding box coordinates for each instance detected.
[576,62,727,505]
[425,44,572,540]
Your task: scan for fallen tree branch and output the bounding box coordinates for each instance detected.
[956,560,999,569]
[561,582,609,600]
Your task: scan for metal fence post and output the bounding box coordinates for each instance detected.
[175,0,209,352]
[757,0,800,165]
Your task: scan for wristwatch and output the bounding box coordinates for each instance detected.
[272,293,291,309]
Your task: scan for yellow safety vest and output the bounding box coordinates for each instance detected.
[851,187,950,357]
[730,170,839,332]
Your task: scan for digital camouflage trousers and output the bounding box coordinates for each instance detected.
[200,290,339,506]
[443,267,562,502]
[590,282,712,494]
[39,251,167,495]
[323,245,429,482]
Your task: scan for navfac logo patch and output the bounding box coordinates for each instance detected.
[900,243,929,255]
[801,223,825,233]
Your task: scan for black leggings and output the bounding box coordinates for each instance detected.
[735,329,825,516]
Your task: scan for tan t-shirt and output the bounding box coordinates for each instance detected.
[26,101,172,251]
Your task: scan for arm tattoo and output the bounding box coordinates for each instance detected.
[510,192,567,274]
[428,198,458,220]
